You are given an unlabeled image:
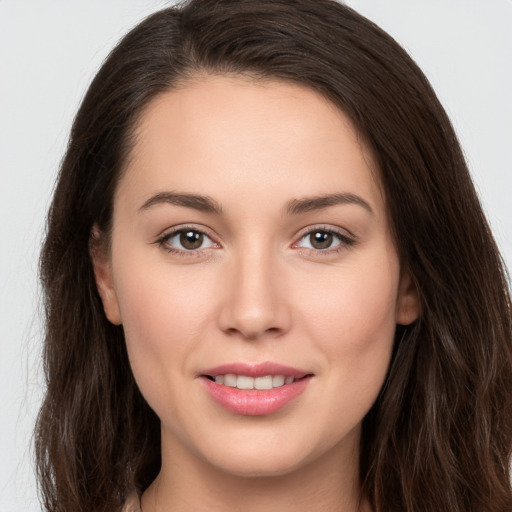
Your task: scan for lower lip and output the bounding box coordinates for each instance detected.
[201,377,311,416]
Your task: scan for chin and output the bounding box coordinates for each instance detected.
[212,454,308,479]
[199,435,327,479]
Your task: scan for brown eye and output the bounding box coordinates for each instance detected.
[179,230,204,250]
[309,231,333,249]
[295,228,353,253]
[159,228,216,253]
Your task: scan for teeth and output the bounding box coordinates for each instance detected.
[211,374,295,389]
[254,376,273,390]
[272,375,285,387]
[224,374,237,387]
[237,375,254,390]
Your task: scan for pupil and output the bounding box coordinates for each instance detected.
[180,231,203,250]
[311,231,332,249]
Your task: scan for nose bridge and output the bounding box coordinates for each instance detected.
[218,238,289,339]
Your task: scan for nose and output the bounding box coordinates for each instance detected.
[217,245,292,340]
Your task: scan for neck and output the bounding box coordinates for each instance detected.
[141,427,371,512]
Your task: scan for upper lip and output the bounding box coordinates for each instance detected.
[200,362,311,379]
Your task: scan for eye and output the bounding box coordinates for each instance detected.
[158,228,217,253]
[295,228,354,252]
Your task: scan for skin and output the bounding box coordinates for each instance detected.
[92,75,419,512]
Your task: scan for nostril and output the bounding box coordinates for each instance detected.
[224,326,283,341]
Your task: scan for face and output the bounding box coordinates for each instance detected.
[93,75,418,478]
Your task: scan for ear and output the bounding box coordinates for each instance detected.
[396,269,420,326]
[90,225,122,325]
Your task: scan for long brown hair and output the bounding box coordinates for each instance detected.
[36,1,512,511]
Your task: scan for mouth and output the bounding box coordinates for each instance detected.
[199,362,314,415]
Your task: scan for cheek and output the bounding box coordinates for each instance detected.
[300,258,399,347]
[292,267,398,449]
[115,248,216,337]
[111,251,218,404]
[295,254,399,405]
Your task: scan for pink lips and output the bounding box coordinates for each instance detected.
[199,362,312,416]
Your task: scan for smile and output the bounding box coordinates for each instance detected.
[199,363,313,415]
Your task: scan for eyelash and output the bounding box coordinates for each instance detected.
[155,225,356,257]
[155,225,218,257]
[293,226,356,256]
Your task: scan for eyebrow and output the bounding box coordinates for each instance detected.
[139,192,223,215]
[285,193,374,216]
[139,191,373,216]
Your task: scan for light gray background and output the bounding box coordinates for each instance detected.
[1,1,511,510]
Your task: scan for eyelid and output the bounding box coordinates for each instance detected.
[291,224,356,253]
[293,224,355,241]
[155,224,221,254]
[156,223,218,241]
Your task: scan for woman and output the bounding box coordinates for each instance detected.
[35,0,512,511]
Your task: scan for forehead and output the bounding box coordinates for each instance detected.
[117,74,384,216]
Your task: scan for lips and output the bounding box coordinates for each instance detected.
[199,362,313,416]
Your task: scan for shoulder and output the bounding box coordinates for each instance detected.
[122,491,141,512]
